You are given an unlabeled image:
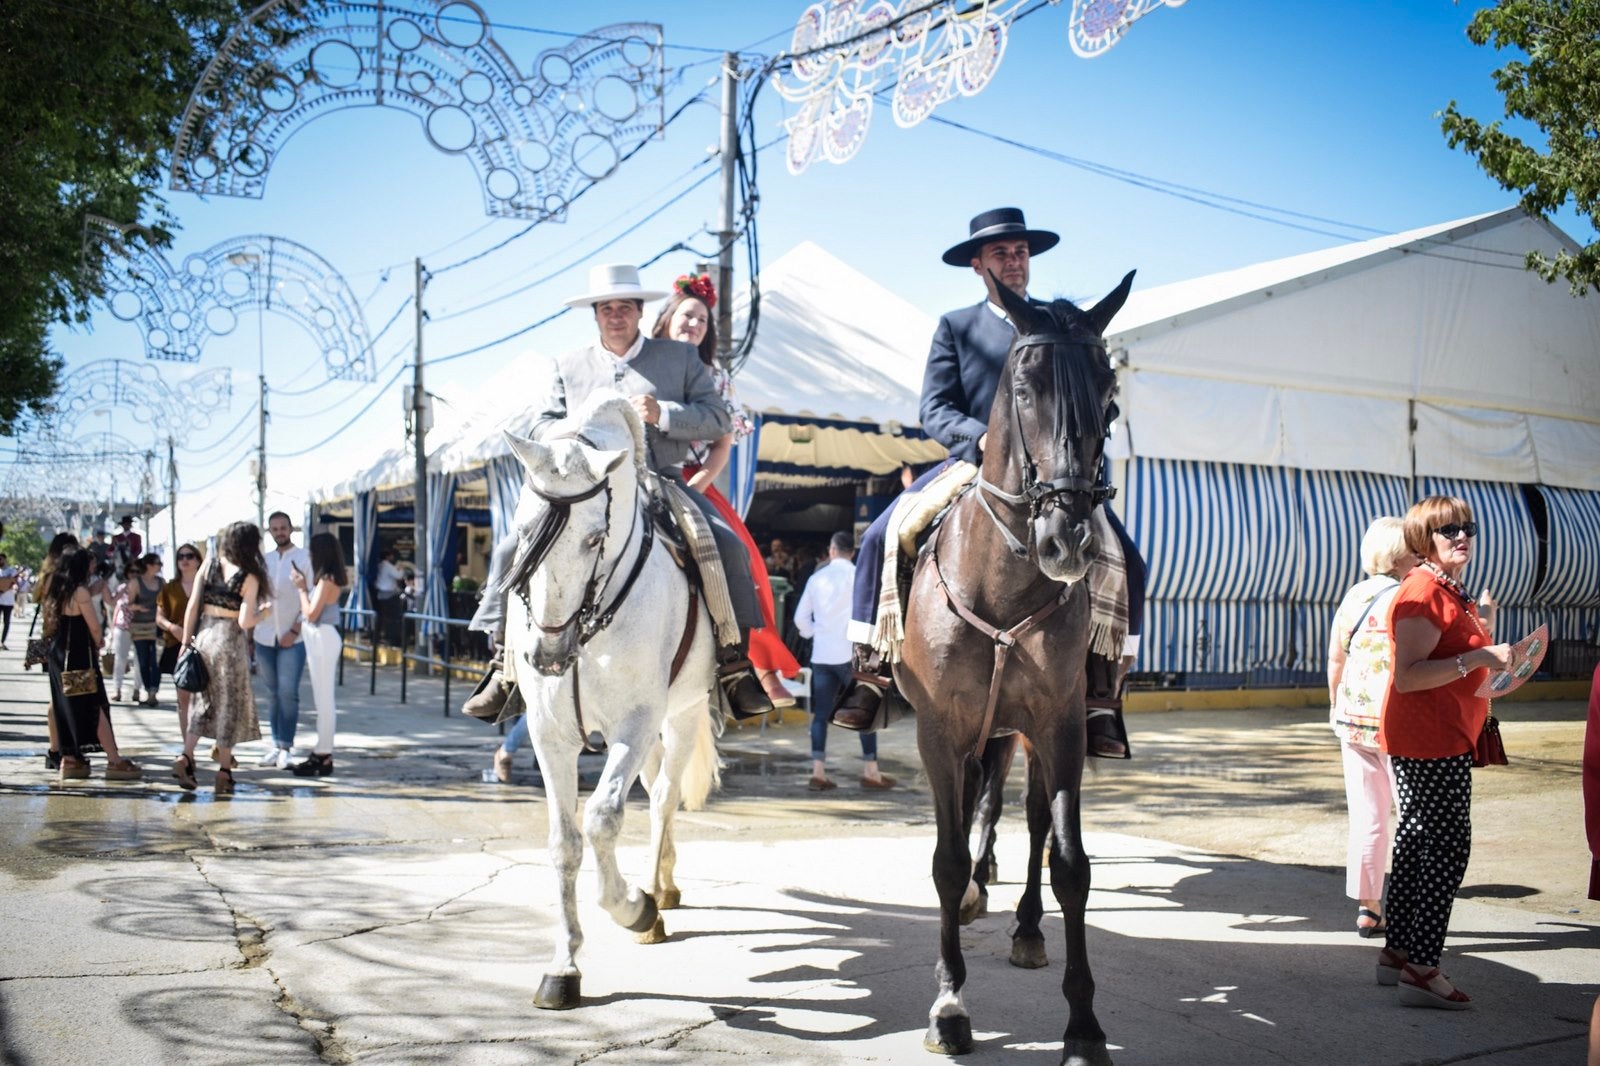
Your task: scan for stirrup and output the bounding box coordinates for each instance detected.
[1085,699,1131,760]
[717,656,775,721]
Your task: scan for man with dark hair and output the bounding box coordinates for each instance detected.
[833,208,1145,759]
[254,511,310,769]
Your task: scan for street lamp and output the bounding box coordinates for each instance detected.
[226,250,268,528]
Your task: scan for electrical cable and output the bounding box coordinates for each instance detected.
[267,360,411,459]
[272,296,415,397]
[176,402,258,456]
[273,341,413,421]
[178,445,259,495]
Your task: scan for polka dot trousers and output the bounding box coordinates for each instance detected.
[1386,752,1473,968]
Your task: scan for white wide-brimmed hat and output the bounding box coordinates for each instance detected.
[562,263,668,308]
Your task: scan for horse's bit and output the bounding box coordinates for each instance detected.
[975,330,1117,559]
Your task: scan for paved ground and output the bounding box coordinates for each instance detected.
[1,610,1596,1065]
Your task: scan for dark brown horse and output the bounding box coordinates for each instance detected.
[896,272,1133,1066]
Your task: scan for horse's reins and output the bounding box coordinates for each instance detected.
[975,331,1116,559]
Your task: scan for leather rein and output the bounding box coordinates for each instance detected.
[974,331,1117,560]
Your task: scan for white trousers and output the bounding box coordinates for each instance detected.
[111,629,135,694]
[1340,739,1399,900]
[301,621,343,755]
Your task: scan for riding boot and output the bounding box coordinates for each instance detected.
[831,643,893,732]
[717,646,775,721]
[464,648,515,721]
[1085,697,1131,759]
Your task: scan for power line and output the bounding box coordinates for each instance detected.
[272,295,415,397]
[177,402,258,456]
[268,360,411,459]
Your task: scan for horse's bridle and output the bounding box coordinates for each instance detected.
[975,330,1117,559]
[509,432,654,648]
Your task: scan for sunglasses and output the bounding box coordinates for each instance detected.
[1432,522,1478,539]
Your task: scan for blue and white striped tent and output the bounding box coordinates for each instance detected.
[1109,207,1600,676]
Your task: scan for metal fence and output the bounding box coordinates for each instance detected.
[336,605,490,719]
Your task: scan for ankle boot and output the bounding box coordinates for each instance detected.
[717,649,775,720]
[1085,698,1131,759]
[831,643,892,732]
[464,649,515,721]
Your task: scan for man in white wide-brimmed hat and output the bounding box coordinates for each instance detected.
[463,263,774,720]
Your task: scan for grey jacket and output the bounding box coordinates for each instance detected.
[529,336,732,475]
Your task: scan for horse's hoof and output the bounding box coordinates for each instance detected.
[658,888,682,910]
[532,973,581,1010]
[1010,935,1048,969]
[923,1014,974,1056]
[1061,1036,1113,1066]
[624,891,659,933]
[957,882,987,925]
[633,916,668,944]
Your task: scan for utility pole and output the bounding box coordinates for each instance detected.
[167,435,178,570]
[716,51,738,362]
[411,257,429,647]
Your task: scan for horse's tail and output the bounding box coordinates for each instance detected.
[678,696,722,811]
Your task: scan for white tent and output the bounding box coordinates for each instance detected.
[1107,207,1600,490]
[1100,207,1600,678]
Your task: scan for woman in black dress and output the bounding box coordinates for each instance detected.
[45,548,141,782]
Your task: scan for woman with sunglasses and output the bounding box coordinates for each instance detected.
[157,544,202,740]
[1375,496,1512,1009]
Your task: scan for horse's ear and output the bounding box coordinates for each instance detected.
[988,271,1048,334]
[1085,270,1136,336]
[584,447,628,482]
[504,431,550,474]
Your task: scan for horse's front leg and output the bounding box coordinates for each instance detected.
[1011,741,1051,969]
[638,739,681,916]
[923,752,981,1056]
[584,716,661,941]
[1043,734,1111,1066]
[529,726,586,1010]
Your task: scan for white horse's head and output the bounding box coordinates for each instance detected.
[503,390,647,676]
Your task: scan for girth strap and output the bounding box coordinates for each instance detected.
[669,588,699,684]
[933,541,1069,761]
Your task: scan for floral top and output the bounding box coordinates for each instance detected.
[688,365,755,467]
[1330,574,1402,748]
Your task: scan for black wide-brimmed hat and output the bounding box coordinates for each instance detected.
[942,207,1060,266]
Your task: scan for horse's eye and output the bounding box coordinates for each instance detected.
[585,531,604,549]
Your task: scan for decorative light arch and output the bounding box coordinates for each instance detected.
[45,359,234,443]
[774,0,1186,174]
[169,0,665,221]
[93,222,373,381]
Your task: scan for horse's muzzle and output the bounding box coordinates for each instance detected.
[1035,516,1097,583]
[531,630,579,676]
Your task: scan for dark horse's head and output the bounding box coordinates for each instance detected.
[985,271,1134,584]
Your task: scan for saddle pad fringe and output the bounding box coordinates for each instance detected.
[873,461,978,664]
[1087,507,1128,660]
[657,478,741,647]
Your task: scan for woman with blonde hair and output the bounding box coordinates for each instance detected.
[1327,516,1415,938]
[1375,496,1512,1009]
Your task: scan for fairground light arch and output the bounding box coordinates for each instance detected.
[168,0,665,221]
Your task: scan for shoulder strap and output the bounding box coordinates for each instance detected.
[1344,579,1401,654]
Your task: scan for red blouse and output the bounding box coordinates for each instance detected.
[1377,566,1491,760]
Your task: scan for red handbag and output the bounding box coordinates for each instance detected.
[1473,713,1508,767]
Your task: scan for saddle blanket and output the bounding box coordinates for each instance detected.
[872,463,1129,664]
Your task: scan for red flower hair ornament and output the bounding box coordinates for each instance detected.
[674,273,717,309]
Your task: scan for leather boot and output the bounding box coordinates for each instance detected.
[718,649,775,720]
[831,643,892,732]
[464,649,515,721]
[1085,698,1131,759]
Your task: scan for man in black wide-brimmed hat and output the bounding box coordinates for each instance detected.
[831,207,1145,759]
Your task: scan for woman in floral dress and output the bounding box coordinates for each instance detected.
[174,522,271,793]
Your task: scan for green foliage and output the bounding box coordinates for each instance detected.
[0,1,273,437]
[1440,0,1600,295]
[0,525,48,571]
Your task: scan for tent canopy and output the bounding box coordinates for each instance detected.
[1107,207,1600,490]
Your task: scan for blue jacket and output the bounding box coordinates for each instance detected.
[918,299,1040,465]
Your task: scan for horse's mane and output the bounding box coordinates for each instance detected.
[1013,297,1116,441]
[547,388,651,485]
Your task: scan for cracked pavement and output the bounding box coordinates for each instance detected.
[2,631,1597,1064]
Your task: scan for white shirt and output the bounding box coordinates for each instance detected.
[374,559,405,597]
[0,566,15,607]
[793,557,856,666]
[254,545,311,645]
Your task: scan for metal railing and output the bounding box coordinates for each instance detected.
[335,605,491,718]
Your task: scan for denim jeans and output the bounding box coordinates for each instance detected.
[255,639,307,750]
[501,714,529,754]
[133,639,160,696]
[808,661,877,763]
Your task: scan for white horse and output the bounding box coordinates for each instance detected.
[500,391,721,1010]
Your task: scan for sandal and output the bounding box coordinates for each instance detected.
[58,756,91,781]
[1398,964,1471,1010]
[105,758,143,781]
[1356,906,1387,939]
[1375,945,1406,986]
[172,753,197,791]
[214,767,235,795]
[292,753,334,778]
[210,746,239,769]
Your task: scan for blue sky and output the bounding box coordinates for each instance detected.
[34,0,1589,505]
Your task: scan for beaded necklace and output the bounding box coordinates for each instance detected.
[1421,560,1487,640]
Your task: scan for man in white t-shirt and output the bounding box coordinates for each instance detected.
[0,552,16,650]
[254,512,311,768]
[373,549,405,644]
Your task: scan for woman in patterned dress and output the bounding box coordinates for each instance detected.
[173,522,271,794]
[1375,496,1512,1009]
[1326,516,1415,938]
[651,274,801,708]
